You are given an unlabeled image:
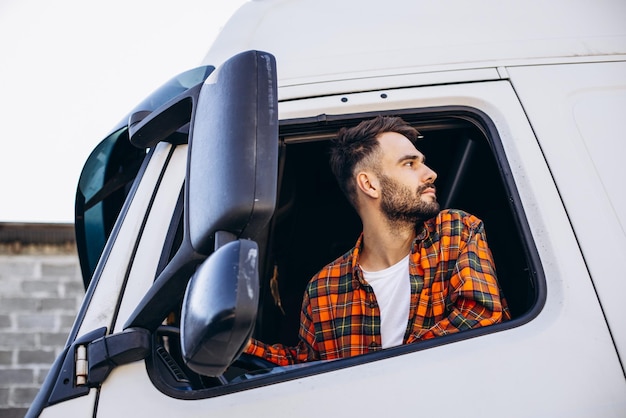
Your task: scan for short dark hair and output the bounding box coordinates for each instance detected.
[329,116,421,208]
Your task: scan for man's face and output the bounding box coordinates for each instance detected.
[379,174,440,223]
[376,132,440,223]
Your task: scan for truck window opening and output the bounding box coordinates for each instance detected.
[147,109,539,395]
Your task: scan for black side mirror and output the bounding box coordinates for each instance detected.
[181,239,259,376]
[187,50,278,254]
[124,50,278,332]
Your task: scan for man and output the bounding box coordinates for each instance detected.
[245,115,509,365]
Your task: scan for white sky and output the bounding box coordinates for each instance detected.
[0,0,247,223]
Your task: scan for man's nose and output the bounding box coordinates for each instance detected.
[423,164,437,183]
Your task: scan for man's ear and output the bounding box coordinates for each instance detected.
[356,171,380,199]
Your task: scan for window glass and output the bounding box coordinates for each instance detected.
[75,128,144,286]
[75,66,215,287]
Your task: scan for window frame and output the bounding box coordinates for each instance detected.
[145,103,546,400]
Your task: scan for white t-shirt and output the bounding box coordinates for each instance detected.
[361,254,410,348]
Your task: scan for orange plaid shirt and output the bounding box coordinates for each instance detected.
[246,209,510,365]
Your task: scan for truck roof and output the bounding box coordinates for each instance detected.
[203,0,626,87]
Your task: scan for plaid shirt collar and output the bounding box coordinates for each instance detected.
[350,220,431,288]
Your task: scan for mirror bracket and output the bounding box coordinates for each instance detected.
[85,328,151,386]
[215,230,237,250]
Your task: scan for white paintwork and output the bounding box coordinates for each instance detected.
[113,145,187,332]
[508,61,626,363]
[39,390,97,418]
[204,0,626,88]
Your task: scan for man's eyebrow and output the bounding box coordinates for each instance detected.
[398,154,425,163]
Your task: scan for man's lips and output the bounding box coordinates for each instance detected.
[421,187,436,197]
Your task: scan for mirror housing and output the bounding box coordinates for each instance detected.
[181,239,259,376]
[124,50,278,331]
[187,50,278,254]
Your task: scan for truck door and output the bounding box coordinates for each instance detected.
[95,75,624,415]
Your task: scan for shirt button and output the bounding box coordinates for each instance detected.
[369,300,377,308]
[368,342,379,351]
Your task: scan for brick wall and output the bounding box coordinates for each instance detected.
[0,225,83,418]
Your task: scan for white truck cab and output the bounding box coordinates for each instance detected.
[27,0,626,416]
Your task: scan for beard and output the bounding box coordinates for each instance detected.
[379,174,440,225]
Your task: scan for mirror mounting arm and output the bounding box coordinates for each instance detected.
[85,328,151,386]
[47,327,151,406]
[215,230,237,249]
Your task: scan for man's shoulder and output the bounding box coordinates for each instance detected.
[308,249,355,287]
[427,208,484,233]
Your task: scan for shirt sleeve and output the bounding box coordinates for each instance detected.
[409,212,510,341]
[244,288,320,366]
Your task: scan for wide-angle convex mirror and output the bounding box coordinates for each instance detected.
[181,239,259,376]
[125,50,278,377]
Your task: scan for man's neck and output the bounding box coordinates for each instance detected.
[359,221,416,272]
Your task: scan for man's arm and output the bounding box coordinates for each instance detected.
[409,211,510,341]
[244,290,319,366]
